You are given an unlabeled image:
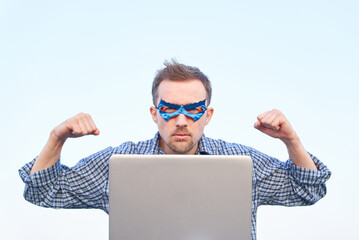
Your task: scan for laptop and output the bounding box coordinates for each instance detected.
[109,154,253,240]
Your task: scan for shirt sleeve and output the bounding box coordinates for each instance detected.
[18,146,114,213]
[249,148,332,207]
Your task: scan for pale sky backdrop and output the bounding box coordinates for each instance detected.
[1,0,358,239]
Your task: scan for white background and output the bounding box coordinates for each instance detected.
[1,0,358,239]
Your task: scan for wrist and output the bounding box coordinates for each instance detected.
[49,129,67,147]
[283,135,306,157]
[281,131,300,147]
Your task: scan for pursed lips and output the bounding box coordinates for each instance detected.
[172,132,191,140]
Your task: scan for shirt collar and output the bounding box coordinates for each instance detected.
[197,134,213,155]
[150,132,165,155]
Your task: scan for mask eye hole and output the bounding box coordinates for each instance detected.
[160,106,178,113]
[186,106,205,114]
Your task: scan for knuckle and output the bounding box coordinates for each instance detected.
[85,113,93,121]
[66,120,76,128]
[273,109,282,114]
[72,129,80,135]
[77,112,86,118]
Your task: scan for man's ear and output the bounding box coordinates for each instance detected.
[205,107,214,125]
[150,106,158,124]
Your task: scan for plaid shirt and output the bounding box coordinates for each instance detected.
[19,133,331,240]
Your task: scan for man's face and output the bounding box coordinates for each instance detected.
[150,79,214,154]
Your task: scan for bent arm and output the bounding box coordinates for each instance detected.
[19,142,140,213]
[19,147,114,213]
[249,148,331,206]
[30,113,100,174]
[255,109,317,170]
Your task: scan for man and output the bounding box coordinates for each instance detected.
[19,60,331,240]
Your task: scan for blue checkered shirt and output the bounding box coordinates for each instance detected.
[19,133,331,240]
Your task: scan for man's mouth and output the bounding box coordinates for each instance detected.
[173,132,190,140]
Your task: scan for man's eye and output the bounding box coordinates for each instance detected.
[187,107,204,114]
[160,107,177,113]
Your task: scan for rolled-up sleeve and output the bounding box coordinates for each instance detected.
[251,149,331,207]
[287,153,331,186]
[19,158,61,188]
[18,146,115,213]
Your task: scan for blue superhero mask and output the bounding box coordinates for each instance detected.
[157,99,207,122]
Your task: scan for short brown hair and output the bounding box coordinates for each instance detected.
[152,60,212,106]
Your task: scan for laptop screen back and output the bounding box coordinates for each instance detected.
[109,154,252,240]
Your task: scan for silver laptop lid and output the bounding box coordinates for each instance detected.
[109,154,252,240]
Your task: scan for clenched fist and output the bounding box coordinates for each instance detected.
[52,113,100,142]
[254,109,297,144]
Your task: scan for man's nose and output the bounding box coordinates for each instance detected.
[175,113,189,127]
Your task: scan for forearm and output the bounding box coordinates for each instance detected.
[30,131,66,174]
[283,137,318,170]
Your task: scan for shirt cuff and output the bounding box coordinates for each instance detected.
[286,153,331,185]
[18,157,61,188]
